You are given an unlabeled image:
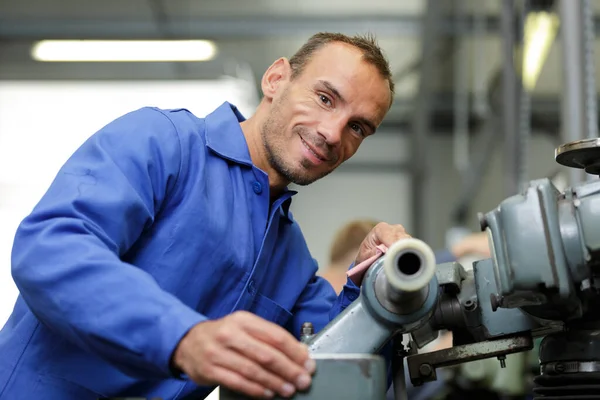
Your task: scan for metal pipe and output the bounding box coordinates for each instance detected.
[306,239,437,355]
[517,1,531,192]
[559,0,587,185]
[581,0,599,182]
[410,0,443,241]
[501,0,521,196]
[453,0,470,173]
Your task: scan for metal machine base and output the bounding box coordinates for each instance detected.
[220,354,387,400]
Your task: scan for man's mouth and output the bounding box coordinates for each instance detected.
[300,136,328,162]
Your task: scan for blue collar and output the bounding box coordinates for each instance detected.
[204,102,297,220]
[205,102,253,166]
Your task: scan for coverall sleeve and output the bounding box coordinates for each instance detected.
[10,107,206,379]
[287,268,360,337]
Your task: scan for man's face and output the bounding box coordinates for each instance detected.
[261,42,392,186]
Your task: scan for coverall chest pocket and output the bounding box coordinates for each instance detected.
[249,293,293,327]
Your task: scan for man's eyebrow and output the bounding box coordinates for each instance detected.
[319,80,346,104]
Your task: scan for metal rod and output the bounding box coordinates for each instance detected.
[559,0,587,186]
[517,1,531,192]
[581,0,599,182]
[410,0,443,241]
[453,0,470,173]
[501,0,521,197]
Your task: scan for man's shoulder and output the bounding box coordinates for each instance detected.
[144,107,204,128]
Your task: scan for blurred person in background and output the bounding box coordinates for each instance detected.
[320,219,491,295]
[0,32,415,400]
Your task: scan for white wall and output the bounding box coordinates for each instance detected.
[0,80,258,326]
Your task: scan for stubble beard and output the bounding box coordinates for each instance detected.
[261,111,334,186]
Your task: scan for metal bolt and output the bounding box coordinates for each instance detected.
[490,294,502,312]
[554,362,565,374]
[581,279,592,291]
[300,322,314,343]
[301,322,314,335]
[464,299,476,311]
[419,363,433,377]
[477,212,488,231]
[497,355,506,368]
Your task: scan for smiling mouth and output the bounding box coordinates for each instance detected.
[300,136,328,162]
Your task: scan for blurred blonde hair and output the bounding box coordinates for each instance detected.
[329,219,379,265]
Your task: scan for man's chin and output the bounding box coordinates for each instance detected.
[289,169,333,186]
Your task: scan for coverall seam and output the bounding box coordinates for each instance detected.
[0,321,40,397]
[150,108,185,206]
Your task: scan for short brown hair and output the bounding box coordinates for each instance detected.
[289,32,395,99]
[329,219,380,265]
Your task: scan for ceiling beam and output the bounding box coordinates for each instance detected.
[0,15,507,40]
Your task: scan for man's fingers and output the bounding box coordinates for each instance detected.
[209,366,275,399]
[239,314,314,373]
[375,222,411,246]
[231,333,312,392]
[213,348,297,398]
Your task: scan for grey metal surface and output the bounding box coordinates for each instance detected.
[306,292,396,354]
[435,262,467,290]
[473,259,540,337]
[306,257,438,354]
[405,335,534,386]
[573,180,600,259]
[220,354,387,400]
[481,178,575,308]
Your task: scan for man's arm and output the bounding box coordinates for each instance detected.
[11,107,205,379]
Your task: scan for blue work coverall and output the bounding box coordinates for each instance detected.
[0,102,359,399]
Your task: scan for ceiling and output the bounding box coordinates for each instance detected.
[1,0,600,129]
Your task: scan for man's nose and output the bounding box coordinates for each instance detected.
[317,118,344,146]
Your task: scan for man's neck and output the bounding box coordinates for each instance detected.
[239,108,289,200]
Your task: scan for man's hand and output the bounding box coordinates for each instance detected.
[172,311,315,399]
[355,222,412,265]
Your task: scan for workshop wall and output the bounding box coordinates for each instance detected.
[290,132,562,270]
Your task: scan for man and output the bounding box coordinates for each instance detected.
[0,33,409,400]
[321,219,491,294]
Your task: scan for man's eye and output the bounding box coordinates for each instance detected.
[319,95,332,106]
[350,123,364,137]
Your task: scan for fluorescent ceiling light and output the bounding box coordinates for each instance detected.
[522,11,559,91]
[31,40,217,62]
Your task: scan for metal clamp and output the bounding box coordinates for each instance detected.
[406,334,534,386]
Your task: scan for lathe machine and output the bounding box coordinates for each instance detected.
[222,138,600,400]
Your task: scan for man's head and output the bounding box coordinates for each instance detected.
[329,219,380,268]
[257,32,394,187]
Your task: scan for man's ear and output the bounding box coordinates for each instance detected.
[261,57,291,100]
